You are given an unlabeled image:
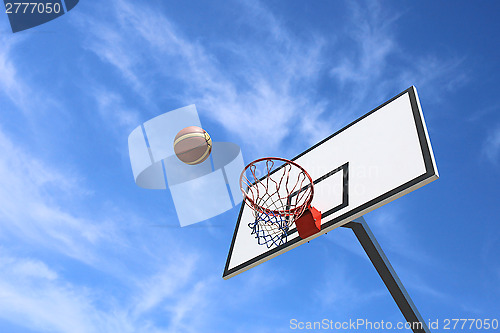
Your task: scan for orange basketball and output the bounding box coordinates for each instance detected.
[173,126,212,165]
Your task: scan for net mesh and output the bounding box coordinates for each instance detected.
[240,158,313,248]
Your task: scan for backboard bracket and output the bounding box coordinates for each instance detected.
[342,217,431,333]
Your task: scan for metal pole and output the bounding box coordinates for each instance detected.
[341,217,431,333]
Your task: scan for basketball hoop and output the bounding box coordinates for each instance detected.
[240,157,319,248]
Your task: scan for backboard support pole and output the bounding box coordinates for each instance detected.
[342,217,431,333]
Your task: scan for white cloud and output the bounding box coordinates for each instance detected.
[0,254,58,281]
[0,127,113,265]
[0,17,118,267]
[0,26,219,333]
[0,123,220,332]
[368,209,437,266]
[330,2,397,86]
[0,254,109,333]
[74,0,328,154]
[72,0,466,160]
[0,244,215,333]
[483,123,500,164]
[0,35,30,111]
[0,36,63,118]
[0,135,214,331]
[133,256,197,316]
[164,280,211,333]
[322,210,435,268]
[315,257,386,314]
[90,85,142,133]
[0,1,477,331]
[328,1,467,127]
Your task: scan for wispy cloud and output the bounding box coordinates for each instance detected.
[0,13,226,331]
[0,35,62,119]
[73,0,466,159]
[328,2,467,126]
[0,126,112,265]
[0,252,194,333]
[0,253,123,333]
[0,35,30,111]
[330,2,399,94]
[0,53,214,331]
[324,209,436,267]
[368,208,437,266]
[74,0,328,154]
[0,1,483,331]
[92,87,141,130]
[132,255,198,316]
[316,259,385,310]
[483,123,500,164]
[0,127,216,331]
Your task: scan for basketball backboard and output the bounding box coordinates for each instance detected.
[223,86,438,279]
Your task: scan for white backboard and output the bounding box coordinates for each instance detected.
[223,87,438,279]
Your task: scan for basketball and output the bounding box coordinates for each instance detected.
[174,126,212,165]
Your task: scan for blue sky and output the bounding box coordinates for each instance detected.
[0,1,499,332]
